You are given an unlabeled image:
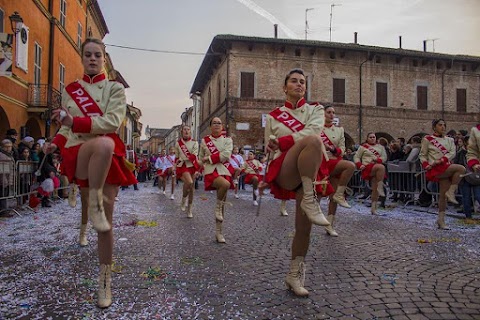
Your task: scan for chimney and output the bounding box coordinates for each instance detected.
[274,24,278,39]
[354,32,358,44]
[423,40,427,52]
[399,36,402,49]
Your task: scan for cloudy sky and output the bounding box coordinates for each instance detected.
[98,0,480,137]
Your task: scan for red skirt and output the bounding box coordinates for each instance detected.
[315,156,335,197]
[244,173,261,184]
[204,169,234,191]
[265,153,296,200]
[176,164,196,177]
[61,143,137,188]
[361,163,387,181]
[322,158,342,177]
[426,162,450,182]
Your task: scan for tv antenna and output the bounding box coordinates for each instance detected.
[329,3,342,41]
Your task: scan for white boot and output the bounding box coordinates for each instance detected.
[88,188,111,232]
[98,264,112,308]
[285,256,309,296]
[215,199,224,222]
[300,177,330,226]
[187,203,193,218]
[215,221,226,243]
[445,184,459,204]
[280,200,288,216]
[332,186,351,208]
[68,184,78,208]
[437,211,450,230]
[324,215,338,236]
[79,223,88,246]
[181,196,188,211]
[377,181,385,198]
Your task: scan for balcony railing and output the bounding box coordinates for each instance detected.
[27,84,62,109]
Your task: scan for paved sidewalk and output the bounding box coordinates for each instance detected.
[1,181,479,319]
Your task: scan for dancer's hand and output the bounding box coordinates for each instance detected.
[359,165,366,170]
[473,164,480,172]
[267,138,279,152]
[52,107,73,127]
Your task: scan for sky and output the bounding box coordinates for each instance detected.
[98,0,480,138]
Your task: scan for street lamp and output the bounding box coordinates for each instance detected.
[9,11,23,34]
[305,8,314,40]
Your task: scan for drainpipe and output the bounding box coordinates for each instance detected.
[359,54,371,143]
[226,43,230,136]
[441,58,454,119]
[46,0,55,137]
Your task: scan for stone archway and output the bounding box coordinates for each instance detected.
[0,106,11,137]
[408,132,428,143]
[25,117,42,139]
[375,132,395,143]
[344,131,355,149]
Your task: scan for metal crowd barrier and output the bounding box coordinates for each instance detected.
[386,161,422,206]
[0,160,18,215]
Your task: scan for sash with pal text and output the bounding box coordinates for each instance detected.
[203,135,234,175]
[178,139,200,170]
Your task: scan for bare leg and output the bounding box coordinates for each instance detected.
[438,178,450,213]
[170,169,175,195]
[291,190,312,258]
[80,187,88,224]
[181,172,194,204]
[212,176,230,203]
[97,184,117,264]
[328,178,339,216]
[370,164,385,205]
[75,137,114,189]
[251,176,259,201]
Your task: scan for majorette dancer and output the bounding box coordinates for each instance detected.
[242,151,262,206]
[320,105,355,236]
[198,117,234,243]
[175,125,200,218]
[154,149,168,195]
[47,38,136,308]
[229,146,244,199]
[353,133,387,215]
[263,69,329,297]
[419,119,465,229]
[165,146,177,199]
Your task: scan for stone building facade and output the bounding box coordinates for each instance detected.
[190,34,480,150]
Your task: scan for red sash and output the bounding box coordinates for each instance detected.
[65,81,126,157]
[320,131,335,150]
[425,135,449,156]
[166,155,175,167]
[269,107,305,132]
[362,143,382,158]
[230,155,241,167]
[178,139,200,170]
[246,160,259,174]
[203,135,234,174]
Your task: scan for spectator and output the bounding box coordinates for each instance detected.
[18,136,34,154]
[388,142,403,162]
[5,128,18,160]
[0,139,15,216]
[460,135,480,219]
[31,143,41,162]
[343,147,354,162]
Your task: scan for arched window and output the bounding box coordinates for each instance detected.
[208,87,212,115]
[217,76,222,105]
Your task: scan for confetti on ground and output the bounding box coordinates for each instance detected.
[136,220,158,227]
[140,267,167,280]
[457,218,480,226]
[417,237,461,244]
[200,197,208,201]
[111,261,124,273]
[181,257,204,265]
[80,278,96,287]
[382,274,398,285]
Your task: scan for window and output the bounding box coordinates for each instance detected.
[416,85,428,110]
[59,63,65,93]
[333,78,345,103]
[77,22,83,47]
[207,87,211,114]
[60,0,67,28]
[88,26,92,37]
[240,72,254,98]
[0,8,4,33]
[34,43,42,85]
[457,88,467,112]
[376,82,388,107]
[217,76,221,105]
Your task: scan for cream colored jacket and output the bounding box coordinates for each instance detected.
[243,159,262,175]
[466,126,480,168]
[199,135,233,176]
[322,125,346,160]
[353,143,388,167]
[175,139,199,168]
[54,76,126,149]
[264,100,325,163]
[419,135,455,168]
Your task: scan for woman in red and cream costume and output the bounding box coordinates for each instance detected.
[353,132,387,215]
[263,68,329,297]
[165,146,177,200]
[174,125,200,218]
[229,146,245,199]
[155,149,168,194]
[199,117,234,243]
[242,151,262,206]
[320,105,355,236]
[420,119,465,229]
[46,38,136,308]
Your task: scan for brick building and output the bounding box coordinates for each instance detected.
[0,0,130,139]
[190,34,480,150]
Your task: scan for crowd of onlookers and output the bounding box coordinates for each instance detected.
[1,129,65,217]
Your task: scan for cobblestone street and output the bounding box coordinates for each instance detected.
[1,181,479,320]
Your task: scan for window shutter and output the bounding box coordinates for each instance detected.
[417,86,428,110]
[241,72,254,98]
[376,82,388,107]
[333,78,345,103]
